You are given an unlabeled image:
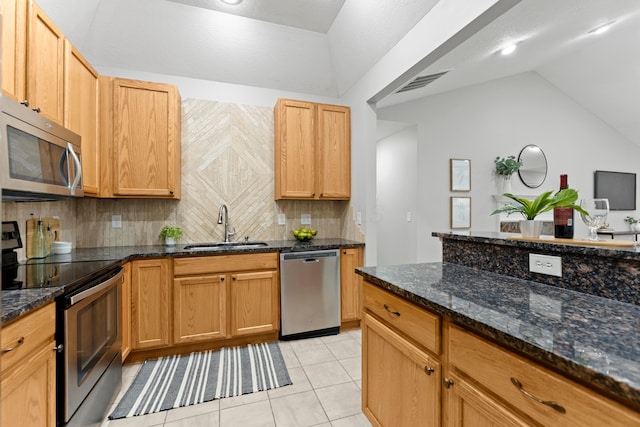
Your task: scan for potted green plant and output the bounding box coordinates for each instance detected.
[494,155,523,193]
[491,189,588,238]
[624,216,640,231]
[159,225,183,245]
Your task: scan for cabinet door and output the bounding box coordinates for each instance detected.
[174,274,227,343]
[274,99,316,199]
[445,373,531,427]
[1,343,56,427]
[363,313,441,427]
[112,78,181,198]
[230,270,279,336]
[317,103,350,199]
[64,40,100,196]
[121,262,132,361]
[0,0,27,101]
[131,258,171,349]
[27,0,64,124]
[340,247,363,323]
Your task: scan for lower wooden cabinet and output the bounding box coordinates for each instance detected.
[172,253,279,345]
[121,262,132,360]
[340,247,363,324]
[363,313,441,427]
[230,270,279,336]
[173,274,227,343]
[362,281,640,427]
[0,303,56,427]
[131,258,171,350]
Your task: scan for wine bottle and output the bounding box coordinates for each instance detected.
[554,174,574,238]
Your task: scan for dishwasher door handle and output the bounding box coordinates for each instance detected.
[303,258,320,263]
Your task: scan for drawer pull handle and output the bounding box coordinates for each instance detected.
[54,344,64,353]
[2,336,25,354]
[444,378,454,388]
[510,377,566,414]
[383,304,400,317]
[424,366,435,376]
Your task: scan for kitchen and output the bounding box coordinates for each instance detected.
[1,0,639,426]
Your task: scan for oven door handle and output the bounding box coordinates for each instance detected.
[69,270,123,306]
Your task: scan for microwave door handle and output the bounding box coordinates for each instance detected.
[67,143,82,195]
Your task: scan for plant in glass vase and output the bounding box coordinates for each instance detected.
[494,155,523,193]
[491,189,588,238]
[159,225,183,245]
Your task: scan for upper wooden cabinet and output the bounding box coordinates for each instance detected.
[274,99,351,200]
[1,0,64,123]
[100,77,182,198]
[64,40,100,196]
[1,0,27,101]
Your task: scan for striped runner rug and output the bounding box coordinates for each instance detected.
[109,342,291,419]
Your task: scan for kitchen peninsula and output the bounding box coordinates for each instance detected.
[357,232,640,426]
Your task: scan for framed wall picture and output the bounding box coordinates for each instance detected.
[450,159,471,192]
[451,197,471,229]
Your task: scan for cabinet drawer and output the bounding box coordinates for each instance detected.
[174,252,278,276]
[363,282,440,354]
[1,303,55,373]
[449,325,640,427]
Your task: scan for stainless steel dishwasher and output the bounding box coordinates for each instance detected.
[280,249,340,340]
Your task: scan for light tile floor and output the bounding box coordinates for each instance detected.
[102,329,371,427]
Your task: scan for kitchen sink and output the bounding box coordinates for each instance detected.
[184,242,268,251]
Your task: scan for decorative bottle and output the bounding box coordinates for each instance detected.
[31,219,47,258]
[553,174,574,238]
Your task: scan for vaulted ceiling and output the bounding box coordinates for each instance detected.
[38,0,640,145]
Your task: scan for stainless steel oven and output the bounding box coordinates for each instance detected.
[62,267,123,426]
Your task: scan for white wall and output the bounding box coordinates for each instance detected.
[378,71,640,262]
[376,125,418,266]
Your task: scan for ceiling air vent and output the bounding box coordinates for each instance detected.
[395,71,449,93]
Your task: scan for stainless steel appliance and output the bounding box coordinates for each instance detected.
[0,95,83,201]
[63,267,123,427]
[280,249,340,339]
[1,222,122,426]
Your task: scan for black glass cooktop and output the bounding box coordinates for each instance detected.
[2,260,119,292]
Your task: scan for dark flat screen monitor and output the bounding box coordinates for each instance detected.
[594,170,636,211]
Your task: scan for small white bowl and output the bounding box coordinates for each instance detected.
[52,241,72,254]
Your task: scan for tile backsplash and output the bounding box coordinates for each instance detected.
[3,98,363,258]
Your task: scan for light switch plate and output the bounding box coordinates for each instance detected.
[529,253,562,277]
[355,211,362,225]
[301,214,311,225]
[112,215,122,228]
[277,213,286,225]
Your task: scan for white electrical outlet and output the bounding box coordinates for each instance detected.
[406,211,412,222]
[356,211,362,225]
[277,213,286,225]
[529,253,562,277]
[301,214,311,225]
[112,215,122,228]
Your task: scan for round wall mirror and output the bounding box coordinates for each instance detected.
[517,145,547,188]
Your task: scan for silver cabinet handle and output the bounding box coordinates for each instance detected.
[424,366,435,376]
[510,377,566,414]
[383,304,400,317]
[443,378,454,388]
[53,344,64,353]
[2,336,25,354]
[67,142,82,195]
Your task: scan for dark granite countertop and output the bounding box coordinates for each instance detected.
[1,287,64,325]
[357,262,640,408]
[433,231,640,260]
[2,238,364,325]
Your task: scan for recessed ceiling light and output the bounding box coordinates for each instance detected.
[500,43,517,56]
[220,0,242,4]
[588,21,616,35]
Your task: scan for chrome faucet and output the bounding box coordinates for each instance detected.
[217,204,236,242]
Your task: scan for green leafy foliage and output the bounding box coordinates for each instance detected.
[159,225,183,240]
[494,155,523,176]
[491,189,588,220]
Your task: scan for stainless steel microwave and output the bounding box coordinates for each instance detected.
[0,95,83,201]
